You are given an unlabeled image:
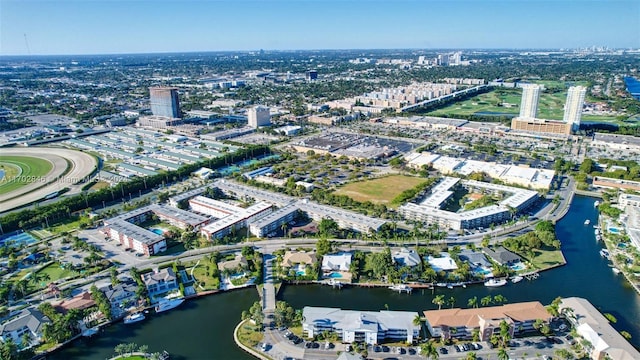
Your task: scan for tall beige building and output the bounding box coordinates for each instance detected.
[247,105,271,128]
[563,86,587,130]
[519,84,541,119]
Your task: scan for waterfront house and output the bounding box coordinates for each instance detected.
[321,252,352,272]
[281,251,317,276]
[218,254,249,273]
[459,249,492,267]
[302,306,420,345]
[426,252,458,272]
[142,268,178,296]
[0,308,50,348]
[560,297,640,360]
[392,248,421,267]
[423,301,551,341]
[482,246,522,266]
[52,291,96,314]
[100,278,140,317]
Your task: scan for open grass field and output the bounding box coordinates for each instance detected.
[0,155,53,195]
[38,262,80,283]
[186,259,220,291]
[427,83,620,123]
[334,175,427,206]
[527,248,566,270]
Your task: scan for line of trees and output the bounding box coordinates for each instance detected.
[0,145,270,233]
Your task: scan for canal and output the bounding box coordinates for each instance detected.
[51,195,640,359]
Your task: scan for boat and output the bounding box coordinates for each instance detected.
[82,327,99,337]
[612,268,621,274]
[511,276,524,283]
[388,284,412,293]
[599,249,611,259]
[123,312,146,324]
[159,350,170,360]
[484,278,508,287]
[595,229,600,235]
[155,298,185,313]
[584,219,591,225]
[594,200,600,207]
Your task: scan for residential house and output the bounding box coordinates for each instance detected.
[0,308,50,348]
[321,253,352,272]
[392,248,421,267]
[142,268,178,296]
[52,291,96,314]
[482,246,522,266]
[100,278,139,317]
[426,252,458,272]
[302,306,420,345]
[459,249,492,268]
[423,301,551,341]
[218,254,249,273]
[282,251,317,268]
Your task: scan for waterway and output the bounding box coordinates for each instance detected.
[50,195,640,359]
[624,76,640,100]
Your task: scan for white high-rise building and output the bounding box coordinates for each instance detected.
[247,105,271,128]
[519,84,541,119]
[563,86,587,130]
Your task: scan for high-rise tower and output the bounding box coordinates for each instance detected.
[519,84,541,119]
[149,87,181,118]
[563,86,586,130]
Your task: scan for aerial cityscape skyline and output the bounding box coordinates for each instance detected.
[1,0,639,55]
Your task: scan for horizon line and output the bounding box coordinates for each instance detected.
[1,46,636,58]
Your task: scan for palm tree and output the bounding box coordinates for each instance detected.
[468,296,478,309]
[420,340,439,360]
[413,314,422,327]
[447,296,456,309]
[497,347,509,360]
[493,294,508,305]
[481,295,493,307]
[432,295,445,310]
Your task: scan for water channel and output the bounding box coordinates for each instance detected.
[51,195,640,359]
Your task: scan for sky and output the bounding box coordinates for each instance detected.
[1,0,639,56]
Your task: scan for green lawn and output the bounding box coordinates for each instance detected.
[0,155,54,195]
[527,248,566,270]
[236,321,264,348]
[185,259,220,291]
[334,175,427,206]
[38,262,80,283]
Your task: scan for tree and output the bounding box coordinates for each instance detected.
[468,296,478,309]
[114,343,127,356]
[110,267,119,287]
[420,340,439,360]
[138,344,149,354]
[318,218,339,237]
[547,296,562,317]
[413,314,422,327]
[432,295,445,310]
[248,301,264,327]
[493,294,508,305]
[447,296,456,309]
[497,347,509,360]
[481,295,493,307]
[316,237,332,257]
[466,352,478,360]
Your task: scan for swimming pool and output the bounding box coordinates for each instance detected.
[510,262,526,271]
[618,243,628,249]
[150,228,166,235]
[0,231,37,247]
[328,272,343,279]
[609,227,620,234]
[295,270,306,276]
[472,267,492,276]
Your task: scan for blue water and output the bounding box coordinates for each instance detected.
[624,77,640,100]
[328,272,343,278]
[296,270,306,276]
[151,228,164,235]
[0,169,4,181]
[609,227,620,234]
[510,263,526,271]
[0,231,37,247]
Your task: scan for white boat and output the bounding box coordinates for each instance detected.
[612,268,621,274]
[155,298,184,313]
[511,276,524,283]
[388,284,412,293]
[123,312,146,324]
[82,328,99,337]
[595,229,600,235]
[599,249,611,259]
[584,219,591,225]
[484,278,508,287]
[594,201,600,207]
